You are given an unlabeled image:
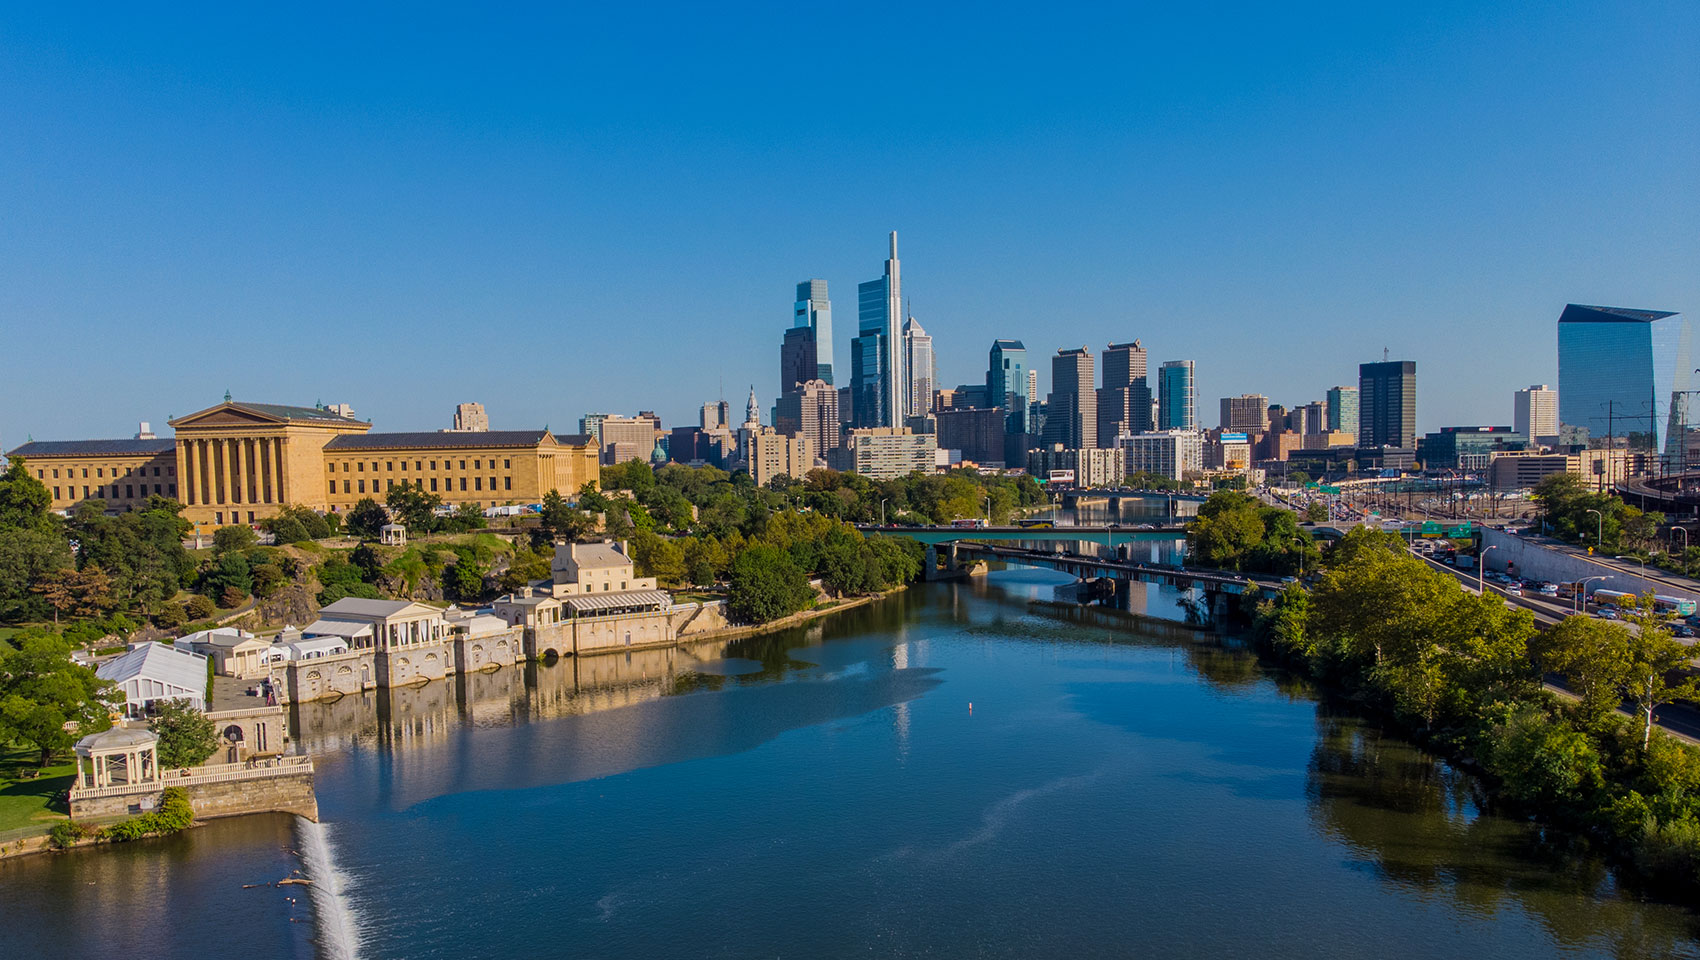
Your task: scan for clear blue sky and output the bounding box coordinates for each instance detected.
[2,2,1695,444]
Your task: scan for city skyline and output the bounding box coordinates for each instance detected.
[2,5,1696,446]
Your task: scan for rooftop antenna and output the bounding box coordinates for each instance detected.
[1383,347,1390,362]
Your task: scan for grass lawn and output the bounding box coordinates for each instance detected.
[673,592,722,604]
[0,745,73,834]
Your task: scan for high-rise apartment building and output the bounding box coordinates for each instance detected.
[1219,395,1268,433]
[936,406,1007,467]
[448,402,489,433]
[1557,304,1690,460]
[1097,340,1153,446]
[903,315,935,419]
[774,379,840,454]
[1157,360,1195,431]
[1043,348,1096,449]
[1358,360,1418,450]
[747,430,812,489]
[1325,386,1358,439]
[1514,384,1559,445]
[854,232,904,428]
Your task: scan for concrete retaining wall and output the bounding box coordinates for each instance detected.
[1478,530,1693,600]
[276,629,523,703]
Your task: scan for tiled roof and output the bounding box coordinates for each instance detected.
[1560,304,1679,324]
[7,438,176,458]
[324,431,552,451]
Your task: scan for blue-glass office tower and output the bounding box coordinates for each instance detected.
[1157,360,1196,430]
[1557,304,1691,463]
[854,233,903,428]
[789,279,833,387]
[988,339,1030,462]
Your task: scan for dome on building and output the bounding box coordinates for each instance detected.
[650,443,668,465]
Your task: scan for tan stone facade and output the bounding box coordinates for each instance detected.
[9,400,600,525]
[9,440,179,514]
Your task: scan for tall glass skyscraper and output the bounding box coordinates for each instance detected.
[855,233,903,428]
[1157,360,1195,430]
[987,339,1027,411]
[1557,304,1690,461]
[902,315,935,419]
[789,279,833,387]
[1326,385,1359,439]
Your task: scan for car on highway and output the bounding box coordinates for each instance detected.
[1503,585,1522,597]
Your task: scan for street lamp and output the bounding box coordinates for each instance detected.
[1292,535,1308,579]
[1577,575,1612,613]
[983,495,992,526]
[1478,544,1499,595]
[1674,526,1690,555]
[880,498,888,526]
[1585,508,1603,546]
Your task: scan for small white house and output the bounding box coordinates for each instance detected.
[98,643,208,719]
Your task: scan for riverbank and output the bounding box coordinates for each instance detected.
[1249,532,1700,897]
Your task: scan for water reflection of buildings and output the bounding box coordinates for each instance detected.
[289,639,735,756]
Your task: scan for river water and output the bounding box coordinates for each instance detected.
[4,566,1698,959]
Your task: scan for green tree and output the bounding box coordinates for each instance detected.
[211,524,258,555]
[203,552,253,602]
[184,594,216,621]
[385,481,442,533]
[345,498,388,540]
[0,525,73,621]
[265,514,309,545]
[726,545,812,624]
[1620,597,1700,749]
[0,632,118,765]
[1535,616,1632,721]
[0,458,54,530]
[630,530,687,586]
[149,698,220,768]
[1485,704,1604,812]
[250,562,287,598]
[1305,501,1329,523]
[533,489,594,547]
[444,546,487,603]
[498,546,553,593]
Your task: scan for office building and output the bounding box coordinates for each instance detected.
[1358,360,1417,450]
[1119,430,1204,482]
[1204,432,1253,473]
[448,403,489,433]
[1514,384,1558,446]
[579,413,613,445]
[1157,361,1195,431]
[1097,340,1153,447]
[597,414,663,464]
[936,406,1008,467]
[1325,386,1358,440]
[1043,348,1096,449]
[828,428,936,480]
[1026,445,1124,488]
[700,401,730,431]
[1220,394,1268,433]
[1416,426,1527,470]
[774,379,840,454]
[1557,304,1691,464]
[987,339,1028,414]
[854,232,904,428]
[791,279,833,386]
[903,316,936,419]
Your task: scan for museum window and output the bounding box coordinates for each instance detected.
[504,459,510,469]
[430,478,438,492]
[358,480,365,493]
[475,477,482,491]
[504,477,512,490]
[460,477,467,491]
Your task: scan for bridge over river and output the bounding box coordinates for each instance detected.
[856,524,1188,546]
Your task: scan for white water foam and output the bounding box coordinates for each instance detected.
[295,817,364,960]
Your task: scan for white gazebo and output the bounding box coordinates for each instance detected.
[73,726,161,790]
[380,522,407,546]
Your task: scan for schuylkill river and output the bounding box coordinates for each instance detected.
[5,567,1700,959]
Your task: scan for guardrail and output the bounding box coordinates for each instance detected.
[68,755,314,801]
